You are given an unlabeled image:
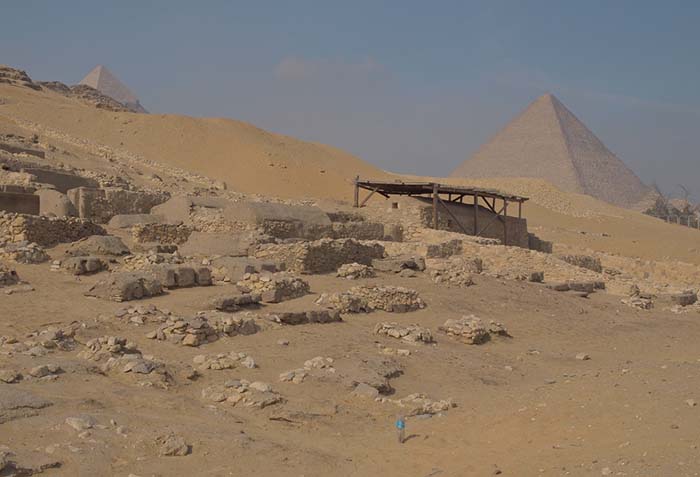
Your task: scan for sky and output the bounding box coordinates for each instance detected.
[2,1,700,200]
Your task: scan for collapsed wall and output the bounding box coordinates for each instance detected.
[0,212,105,246]
[254,238,385,274]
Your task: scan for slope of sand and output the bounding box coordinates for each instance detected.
[0,83,386,201]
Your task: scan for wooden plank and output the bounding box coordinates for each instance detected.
[474,193,479,235]
[359,187,379,207]
[437,196,470,235]
[353,176,360,208]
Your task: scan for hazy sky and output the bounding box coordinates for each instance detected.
[3,1,700,199]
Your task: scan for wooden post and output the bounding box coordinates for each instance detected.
[518,201,522,219]
[353,176,359,208]
[503,199,508,246]
[432,183,439,229]
[473,193,479,235]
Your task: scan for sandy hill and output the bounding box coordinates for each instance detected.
[451,93,653,209]
[0,67,386,201]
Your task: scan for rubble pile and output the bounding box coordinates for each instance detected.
[265,309,342,326]
[201,380,283,409]
[0,325,77,356]
[193,351,256,370]
[438,315,509,344]
[337,262,376,279]
[374,322,434,344]
[237,273,310,303]
[149,264,212,289]
[389,393,456,416]
[146,315,219,347]
[77,335,167,379]
[0,241,49,264]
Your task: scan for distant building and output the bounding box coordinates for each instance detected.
[79,65,148,113]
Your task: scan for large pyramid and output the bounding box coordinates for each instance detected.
[79,65,148,113]
[451,93,651,208]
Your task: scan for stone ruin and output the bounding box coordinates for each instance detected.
[0,241,49,264]
[316,286,426,313]
[438,315,510,345]
[67,187,168,224]
[0,212,104,247]
[77,336,169,383]
[557,254,603,273]
[201,380,283,409]
[337,262,376,279]
[254,238,384,274]
[131,223,193,245]
[236,273,310,303]
[374,323,434,344]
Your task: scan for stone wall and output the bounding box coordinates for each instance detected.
[132,223,193,245]
[254,238,385,274]
[0,192,40,215]
[0,212,105,247]
[67,187,169,223]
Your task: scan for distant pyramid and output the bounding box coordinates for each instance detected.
[79,65,148,113]
[451,93,650,208]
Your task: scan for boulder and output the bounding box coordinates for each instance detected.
[84,272,163,302]
[65,235,130,257]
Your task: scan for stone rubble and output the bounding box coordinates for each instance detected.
[193,351,256,370]
[237,272,310,303]
[77,336,169,382]
[201,380,283,409]
[438,315,510,345]
[147,315,219,347]
[388,393,456,416]
[374,323,434,344]
[57,256,107,275]
[336,262,376,279]
[0,263,19,287]
[0,241,49,264]
[265,309,342,326]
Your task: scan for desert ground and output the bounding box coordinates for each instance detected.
[2,65,700,477]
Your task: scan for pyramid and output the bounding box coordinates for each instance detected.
[79,65,148,113]
[451,93,650,208]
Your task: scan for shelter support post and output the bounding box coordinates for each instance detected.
[432,183,439,229]
[473,193,479,235]
[353,176,359,208]
[503,199,508,246]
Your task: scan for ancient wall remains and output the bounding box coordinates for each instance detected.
[0,212,105,247]
[67,187,169,223]
[254,238,385,274]
[132,223,193,245]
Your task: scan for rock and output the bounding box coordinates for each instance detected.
[528,271,544,283]
[337,262,376,279]
[575,353,591,361]
[60,256,107,275]
[0,388,53,424]
[65,235,130,256]
[0,370,21,383]
[84,272,163,302]
[374,323,434,344]
[211,290,261,312]
[65,415,96,431]
[29,364,61,378]
[156,432,190,456]
[266,310,342,326]
[671,291,698,307]
[438,315,490,345]
[237,273,310,303]
[547,282,570,292]
[686,399,697,407]
[372,256,426,273]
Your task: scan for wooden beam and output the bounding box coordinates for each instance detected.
[518,201,522,219]
[359,187,379,207]
[477,203,506,237]
[473,193,479,235]
[503,200,508,246]
[437,196,470,235]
